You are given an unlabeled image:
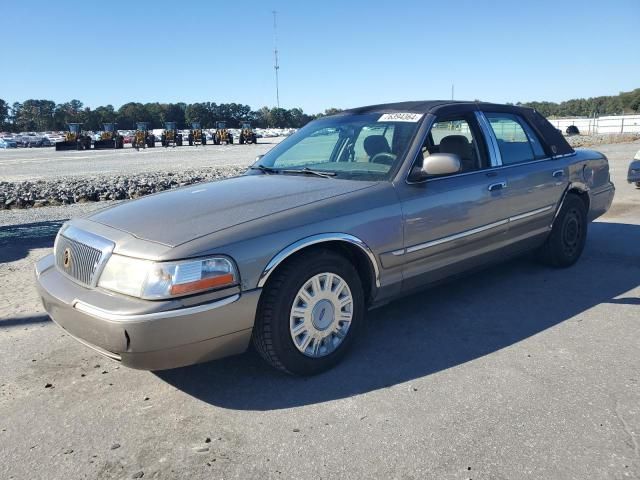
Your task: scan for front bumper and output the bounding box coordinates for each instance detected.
[35,254,261,370]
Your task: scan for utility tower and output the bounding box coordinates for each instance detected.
[273,10,280,108]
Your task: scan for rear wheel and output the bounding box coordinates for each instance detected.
[253,250,365,375]
[537,194,587,267]
[635,182,640,189]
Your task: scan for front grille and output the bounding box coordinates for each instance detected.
[55,235,104,286]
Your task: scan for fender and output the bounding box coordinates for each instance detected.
[257,233,381,289]
[551,181,589,227]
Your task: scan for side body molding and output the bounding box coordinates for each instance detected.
[257,233,381,289]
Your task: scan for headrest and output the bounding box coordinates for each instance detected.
[363,135,391,156]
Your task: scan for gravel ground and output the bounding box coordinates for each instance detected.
[0,138,283,209]
[0,141,639,480]
[566,132,640,148]
[1,134,638,210]
[0,137,283,182]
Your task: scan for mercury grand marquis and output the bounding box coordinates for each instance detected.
[35,101,615,375]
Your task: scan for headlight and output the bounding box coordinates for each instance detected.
[98,254,238,299]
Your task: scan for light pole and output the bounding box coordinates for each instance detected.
[273,10,280,109]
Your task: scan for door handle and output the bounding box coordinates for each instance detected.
[552,170,565,178]
[488,182,507,192]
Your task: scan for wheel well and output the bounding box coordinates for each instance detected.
[566,188,590,211]
[263,241,376,305]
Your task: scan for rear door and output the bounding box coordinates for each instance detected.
[481,111,569,242]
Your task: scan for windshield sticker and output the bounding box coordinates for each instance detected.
[378,113,423,122]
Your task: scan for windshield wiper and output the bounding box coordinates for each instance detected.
[250,165,336,178]
[280,167,336,178]
[249,164,279,174]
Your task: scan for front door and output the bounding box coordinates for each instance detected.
[394,113,511,290]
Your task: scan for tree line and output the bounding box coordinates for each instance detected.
[515,88,640,118]
[0,99,344,133]
[1,89,638,132]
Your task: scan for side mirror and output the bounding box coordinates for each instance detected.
[421,153,461,177]
[255,154,264,162]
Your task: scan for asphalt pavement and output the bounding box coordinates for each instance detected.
[0,141,638,479]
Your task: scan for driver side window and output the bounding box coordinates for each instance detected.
[427,118,483,173]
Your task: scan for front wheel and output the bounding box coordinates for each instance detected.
[253,250,365,375]
[635,182,640,189]
[537,194,587,267]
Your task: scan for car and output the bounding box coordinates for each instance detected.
[35,101,615,375]
[628,149,640,188]
[19,135,45,147]
[566,125,580,136]
[0,138,18,148]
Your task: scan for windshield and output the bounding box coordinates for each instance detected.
[256,112,423,180]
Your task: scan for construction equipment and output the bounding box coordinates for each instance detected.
[239,122,258,144]
[132,122,155,150]
[213,121,233,145]
[94,123,124,149]
[188,122,206,146]
[161,121,183,147]
[55,123,92,151]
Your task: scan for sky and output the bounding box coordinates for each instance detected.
[1,0,638,114]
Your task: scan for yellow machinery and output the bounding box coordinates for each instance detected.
[213,121,233,145]
[132,122,155,150]
[239,122,257,144]
[94,123,124,149]
[55,123,91,151]
[161,122,183,147]
[188,122,206,146]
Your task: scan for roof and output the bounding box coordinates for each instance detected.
[340,100,574,156]
[342,100,537,116]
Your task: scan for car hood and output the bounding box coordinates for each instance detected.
[88,174,377,247]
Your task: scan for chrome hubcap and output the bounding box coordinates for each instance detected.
[289,272,353,358]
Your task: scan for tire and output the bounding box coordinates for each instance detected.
[537,194,587,268]
[635,182,640,189]
[253,249,365,375]
[239,136,245,144]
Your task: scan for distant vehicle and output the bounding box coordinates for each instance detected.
[20,135,46,148]
[566,125,580,136]
[161,122,182,147]
[132,122,155,150]
[40,137,55,147]
[628,149,640,188]
[213,121,233,145]
[94,123,124,149]
[55,123,92,151]
[0,138,17,148]
[188,122,206,146]
[239,122,257,144]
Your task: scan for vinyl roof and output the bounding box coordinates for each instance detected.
[342,100,535,115]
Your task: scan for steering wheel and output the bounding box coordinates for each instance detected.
[370,152,397,165]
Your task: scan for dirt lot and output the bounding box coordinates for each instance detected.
[0,138,282,182]
[0,141,639,479]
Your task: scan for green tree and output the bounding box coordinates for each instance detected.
[0,99,9,130]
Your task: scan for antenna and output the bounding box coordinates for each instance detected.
[272,10,280,108]
[451,83,454,100]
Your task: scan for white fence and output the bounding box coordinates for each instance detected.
[546,115,640,135]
